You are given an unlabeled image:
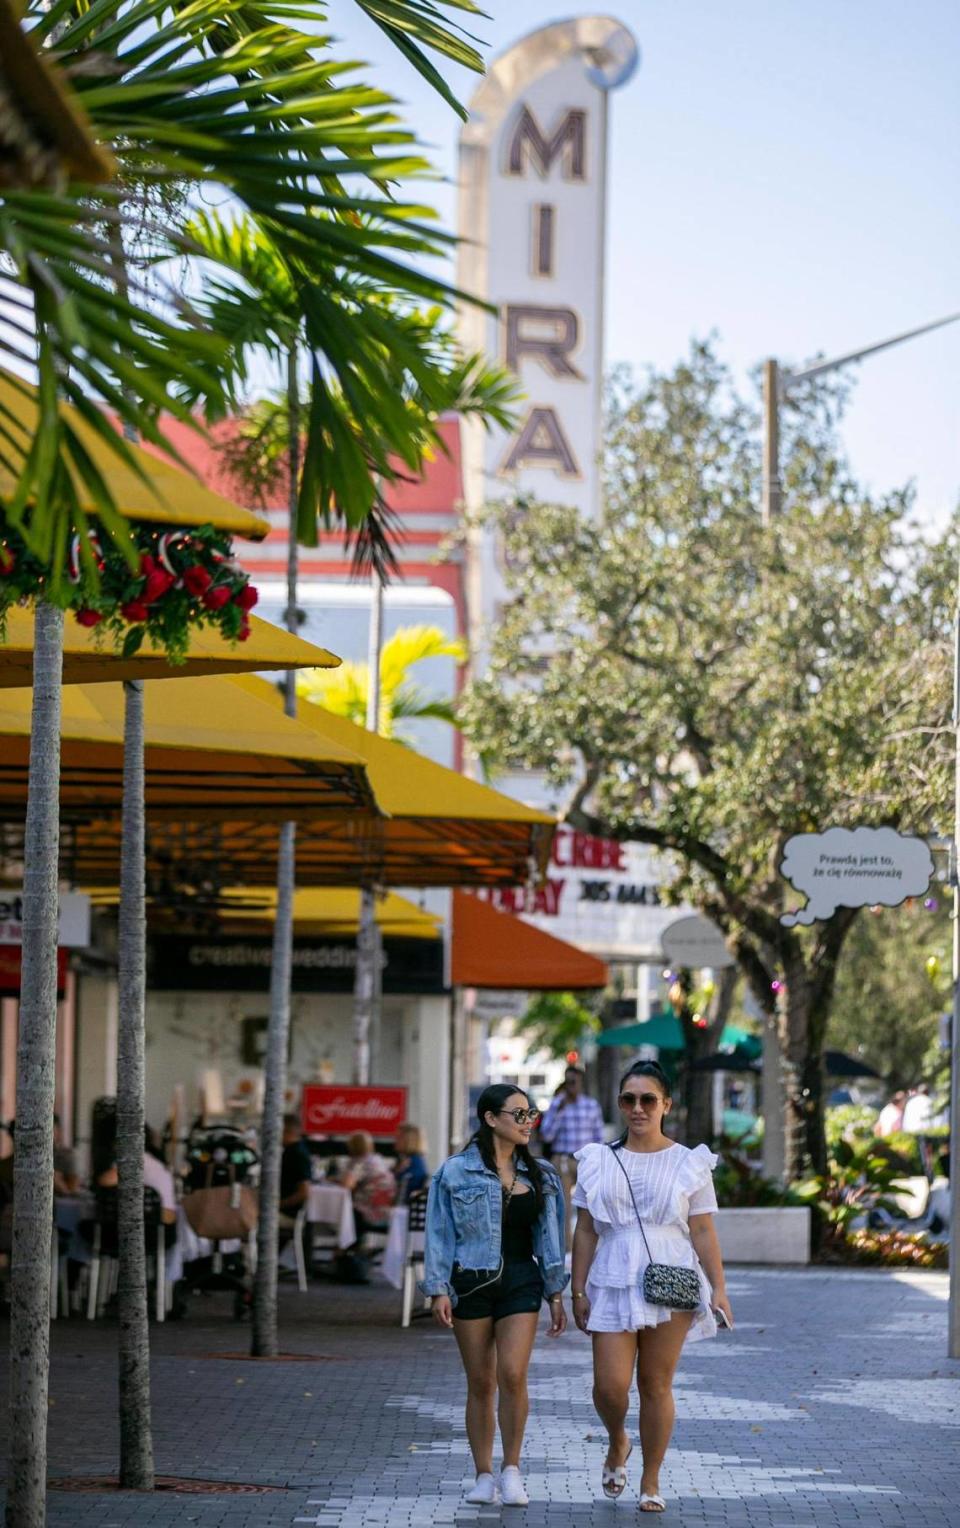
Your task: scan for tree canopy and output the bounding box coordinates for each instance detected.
[460,341,954,1175]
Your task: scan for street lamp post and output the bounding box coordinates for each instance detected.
[758,317,960,1342]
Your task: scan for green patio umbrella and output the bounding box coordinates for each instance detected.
[596,1008,685,1050]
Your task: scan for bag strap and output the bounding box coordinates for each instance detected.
[608,1142,655,1265]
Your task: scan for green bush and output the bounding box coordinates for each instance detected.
[714,1143,800,1208]
[825,1104,877,1148]
[794,1138,909,1256]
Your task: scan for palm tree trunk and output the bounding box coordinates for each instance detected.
[352,572,383,1085]
[6,599,63,1528]
[117,678,154,1487]
[252,342,300,1356]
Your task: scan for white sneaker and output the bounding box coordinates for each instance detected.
[466,1472,499,1504]
[499,1466,529,1507]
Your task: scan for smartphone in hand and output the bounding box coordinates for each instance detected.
[714,1307,732,1330]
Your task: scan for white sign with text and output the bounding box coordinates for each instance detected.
[0,890,91,948]
[779,826,934,926]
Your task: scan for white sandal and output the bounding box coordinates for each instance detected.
[601,1441,633,1498]
[640,1491,666,1512]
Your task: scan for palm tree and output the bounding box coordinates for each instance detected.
[2,3,492,1518]
[182,215,515,1352]
[298,623,468,740]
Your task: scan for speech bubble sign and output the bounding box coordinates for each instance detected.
[661,914,735,969]
[779,826,934,928]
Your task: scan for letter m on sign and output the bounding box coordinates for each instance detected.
[507,106,586,181]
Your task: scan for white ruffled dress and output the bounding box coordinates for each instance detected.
[572,1141,719,1342]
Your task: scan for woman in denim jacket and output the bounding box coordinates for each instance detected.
[423,1084,568,1507]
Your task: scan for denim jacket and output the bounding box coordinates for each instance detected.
[421,1144,568,1307]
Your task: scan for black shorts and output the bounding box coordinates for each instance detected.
[451,1259,544,1322]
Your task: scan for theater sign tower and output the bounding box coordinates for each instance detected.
[457,15,639,778]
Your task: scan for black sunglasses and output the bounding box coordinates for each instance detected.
[618,1091,662,1109]
[498,1107,541,1125]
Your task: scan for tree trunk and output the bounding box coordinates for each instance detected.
[251,818,296,1356]
[117,679,154,1488]
[352,573,384,1085]
[682,967,737,1147]
[6,600,63,1528]
[251,343,300,1357]
[352,889,376,1086]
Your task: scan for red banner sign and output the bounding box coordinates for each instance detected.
[301,1085,408,1139]
[0,946,67,997]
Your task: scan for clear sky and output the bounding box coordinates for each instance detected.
[329,0,959,533]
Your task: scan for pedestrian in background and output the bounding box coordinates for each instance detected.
[571,1060,732,1514]
[539,1063,605,1250]
[393,1123,429,1204]
[422,1084,567,1507]
[875,1090,906,1137]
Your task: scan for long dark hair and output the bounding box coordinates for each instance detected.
[467,1083,545,1214]
[614,1060,672,1148]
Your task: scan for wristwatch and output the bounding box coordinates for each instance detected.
[572,1291,587,1300]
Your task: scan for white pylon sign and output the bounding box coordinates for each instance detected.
[456,17,639,662]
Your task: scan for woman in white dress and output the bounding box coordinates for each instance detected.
[571,1061,733,1513]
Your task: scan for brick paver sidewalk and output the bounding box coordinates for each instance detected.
[1,1266,958,1526]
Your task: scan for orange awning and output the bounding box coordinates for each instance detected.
[451,892,608,992]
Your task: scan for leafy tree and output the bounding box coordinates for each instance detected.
[513,991,601,1062]
[460,342,952,1182]
[827,900,951,1093]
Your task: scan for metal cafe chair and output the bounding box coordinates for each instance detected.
[86,1185,165,1319]
[400,1190,429,1329]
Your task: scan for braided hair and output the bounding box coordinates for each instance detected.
[467,1083,546,1214]
[614,1059,673,1148]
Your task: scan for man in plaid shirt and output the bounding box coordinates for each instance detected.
[538,1065,605,1248]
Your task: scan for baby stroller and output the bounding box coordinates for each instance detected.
[181,1123,259,1319]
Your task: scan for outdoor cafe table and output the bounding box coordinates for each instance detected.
[381,1205,408,1290]
[307,1182,356,1248]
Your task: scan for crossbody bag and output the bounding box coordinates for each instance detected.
[608,1143,701,1312]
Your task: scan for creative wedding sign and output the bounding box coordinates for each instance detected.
[661,914,735,970]
[779,826,934,927]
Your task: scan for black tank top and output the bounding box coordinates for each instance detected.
[501,1187,537,1261]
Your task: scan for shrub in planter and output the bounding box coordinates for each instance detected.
[793,1138,909,1257]
[714,1143,800,1209]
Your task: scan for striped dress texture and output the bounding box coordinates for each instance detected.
[572,1141,719,1341]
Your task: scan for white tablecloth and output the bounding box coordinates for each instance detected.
[381,1206,408,1290]
[307,1183,356,1250]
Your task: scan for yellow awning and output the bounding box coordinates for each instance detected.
[0,607,340,687]
[208,675,558,888]
[0,674,373,825]
[87,886,441,941]
[46,672,554,886]
[0,370,269,537]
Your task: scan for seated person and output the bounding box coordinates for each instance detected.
[142,1125,177,1231]
[338,1131,396,1230]
[97,1124,177,1232]
[392,1124,428,1205]
[334,1131,396,1284]
[53,1114,80,1197]
[279,1113,313,1221]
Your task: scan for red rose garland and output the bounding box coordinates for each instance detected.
[0,521,259,663]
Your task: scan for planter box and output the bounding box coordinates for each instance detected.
[714,1206,811,1265]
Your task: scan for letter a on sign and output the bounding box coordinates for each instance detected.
[501,406,580,477]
